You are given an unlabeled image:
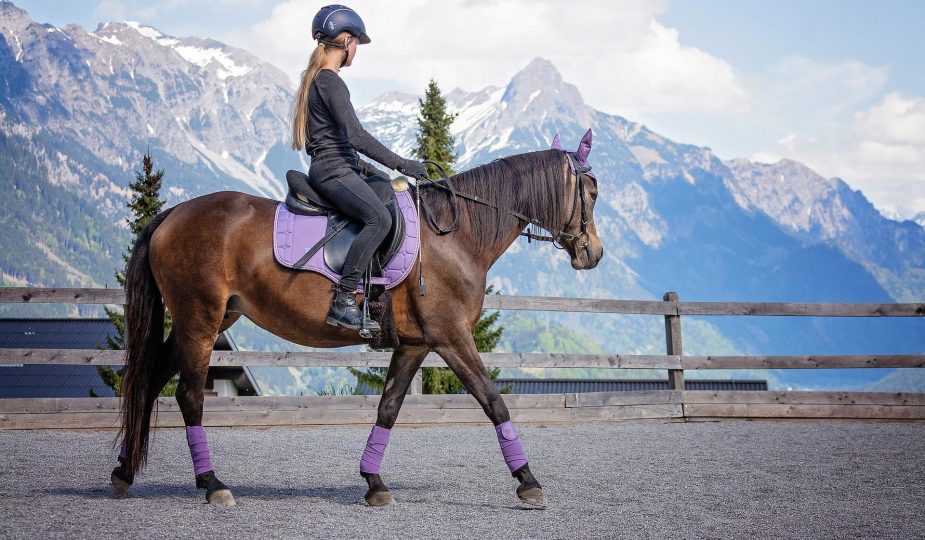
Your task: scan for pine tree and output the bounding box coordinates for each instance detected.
[97,153,176,396]
[411,78,459,178]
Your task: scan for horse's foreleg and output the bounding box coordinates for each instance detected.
[432,332,546,508]
[360,344,429,507]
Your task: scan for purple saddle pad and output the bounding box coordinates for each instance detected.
[273,189,419,291]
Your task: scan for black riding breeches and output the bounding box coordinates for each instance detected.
[308,154,393,291]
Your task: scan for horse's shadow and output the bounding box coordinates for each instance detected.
[47,481,440,506]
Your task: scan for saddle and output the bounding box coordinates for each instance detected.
[283,170,406,275]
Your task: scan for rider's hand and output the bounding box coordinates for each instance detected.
[398,159,429,180]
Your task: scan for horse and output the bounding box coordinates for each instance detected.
[111,129,603,508]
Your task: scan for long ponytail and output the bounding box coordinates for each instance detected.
[290,31,352,151]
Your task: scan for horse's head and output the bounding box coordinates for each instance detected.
[550,129,604,270]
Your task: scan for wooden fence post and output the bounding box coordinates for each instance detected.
[664,291,685,390]
[409,369,423,395]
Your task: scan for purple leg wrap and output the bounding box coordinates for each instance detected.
[186,425,214,477]
[359,425,391,475]
[496,421,528,473]
[118,440,127,460]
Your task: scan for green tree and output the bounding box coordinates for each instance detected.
[96,152,176,397]
[411,78,459,178]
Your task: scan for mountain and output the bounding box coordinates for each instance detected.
[1,4,922,391]
[913,211,925,229]
[358,57,925,390]
[724,158,925,303]
[0,0,303,289]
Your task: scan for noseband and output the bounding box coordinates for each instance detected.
[412,151,595,251]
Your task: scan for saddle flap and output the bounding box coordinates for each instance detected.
[322,197,406,276]
[272,190,419,292]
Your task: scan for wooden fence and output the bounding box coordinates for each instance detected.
[1,287,923,428]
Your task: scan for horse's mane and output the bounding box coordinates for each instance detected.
[421,149,568,251]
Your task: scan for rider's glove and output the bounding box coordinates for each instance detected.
[398,159,429,181]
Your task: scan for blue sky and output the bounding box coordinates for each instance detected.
[16,0,925,218]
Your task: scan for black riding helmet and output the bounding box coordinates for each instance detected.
[312,4,371,45]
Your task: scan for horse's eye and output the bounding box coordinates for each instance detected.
[590,191,598,200]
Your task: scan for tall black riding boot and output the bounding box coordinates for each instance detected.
[326,286,381,333]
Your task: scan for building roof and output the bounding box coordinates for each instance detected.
[0,319,251,398]
[0,318,118,350]
[0,319,120,398]
[494,378,768,393]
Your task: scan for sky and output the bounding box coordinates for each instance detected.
[16,0,925,219]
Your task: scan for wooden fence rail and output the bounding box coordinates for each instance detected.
[2,350,924,370]
[3,287,924,316]
[2,287,923,427]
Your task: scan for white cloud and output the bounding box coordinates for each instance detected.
[752,92,925,218]
[853,92,925,145]
[228,0,749,115]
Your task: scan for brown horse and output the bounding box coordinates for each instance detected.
[111,130,603,508]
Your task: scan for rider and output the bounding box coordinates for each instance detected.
[291,4,429,332]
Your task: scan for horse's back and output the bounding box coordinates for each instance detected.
[149,191,278,286]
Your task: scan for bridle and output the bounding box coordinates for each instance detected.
[411,151,596,251]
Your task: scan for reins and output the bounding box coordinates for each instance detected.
[408,151,594,296]
[410,152,593,249]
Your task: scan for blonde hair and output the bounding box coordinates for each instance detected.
[290,31,353,151]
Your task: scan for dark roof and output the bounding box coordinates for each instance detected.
[494,379,768,393]
[0,364,116,398]
[0,318,248,398]
[0,319,122,398]
[0,318,117,350]
[355,378,769,396]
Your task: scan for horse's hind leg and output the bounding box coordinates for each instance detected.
[172,303,237,506]
[110,333,181,497]
[360,344,430,506]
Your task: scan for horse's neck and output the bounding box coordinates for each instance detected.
[451,193,540,272]
[428,156,561,270]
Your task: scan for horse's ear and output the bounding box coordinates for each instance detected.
[550,133,562,150]
[575,128,592,164]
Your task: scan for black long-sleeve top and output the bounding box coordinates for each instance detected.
[306,68,404,175]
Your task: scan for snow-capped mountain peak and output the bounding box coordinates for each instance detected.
[92,22,255,81]
[912,211,925,228]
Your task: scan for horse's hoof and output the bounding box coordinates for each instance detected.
[206,489,236,507]
[365,490,394,507]
[110,472,131,498]
[517,486,546,509]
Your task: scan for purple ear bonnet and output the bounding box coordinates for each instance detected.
[550,129,593,169]
[575,128,592,166]
[550,133,563,150]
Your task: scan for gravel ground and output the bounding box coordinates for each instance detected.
[0,420,923,539]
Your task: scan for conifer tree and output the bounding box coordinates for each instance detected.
[411,78,459,178]
[97,153,175,396]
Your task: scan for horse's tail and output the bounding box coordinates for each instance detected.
[118,206,176,476]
